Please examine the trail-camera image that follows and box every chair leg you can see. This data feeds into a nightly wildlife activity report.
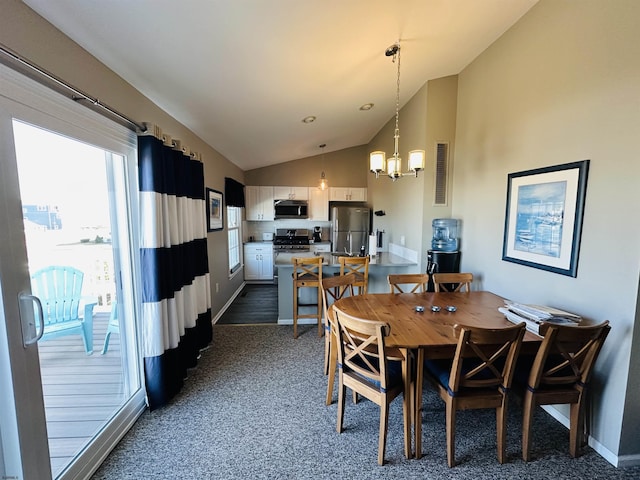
[336,378,346,434]
[446,398,456,467]
[325,333,337,406]
[522,391,535,462]
[317,286,323,337]
[323,323,330,375]
[101,330,112,355]
[496,398,508,464]
[401,348,411,459]
[569,400,583,458]
[293,283,298,339]
[378,401,390,465]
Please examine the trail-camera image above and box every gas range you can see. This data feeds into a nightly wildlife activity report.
[273,228,310,252]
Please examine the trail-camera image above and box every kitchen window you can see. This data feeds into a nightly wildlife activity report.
[227,206,242,276]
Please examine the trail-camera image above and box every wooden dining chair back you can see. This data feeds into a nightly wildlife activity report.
[432,272,474,293]
[333,305,410,465]
[423,322,526,467]
[388,273,429,293]
[320,274,357,405]
[520,320,610,461]
[339,256,369,294]
[292,256,323,339]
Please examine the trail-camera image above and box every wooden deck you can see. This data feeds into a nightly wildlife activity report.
[38,311,126,477]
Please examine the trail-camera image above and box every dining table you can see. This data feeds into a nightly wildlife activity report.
[332,290,541,460]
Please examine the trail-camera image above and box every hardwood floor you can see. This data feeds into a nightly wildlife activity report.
[38,311,125,476]
[217,284,278,324]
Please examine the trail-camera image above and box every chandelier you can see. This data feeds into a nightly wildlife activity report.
[369,42,425,180]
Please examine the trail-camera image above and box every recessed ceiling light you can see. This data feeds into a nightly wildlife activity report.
[302,116,316,123]
[360,103,374,111]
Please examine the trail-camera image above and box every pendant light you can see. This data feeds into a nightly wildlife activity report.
[318,143,328,190]
[369,41,425,180]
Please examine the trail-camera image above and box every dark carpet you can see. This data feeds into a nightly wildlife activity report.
[217,284,278,324]
[91,325,640,479]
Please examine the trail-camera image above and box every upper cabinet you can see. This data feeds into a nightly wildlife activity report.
[273,186,309,200]
[245,186,274,221]
[329,187,367,202]
[308,187,329,221]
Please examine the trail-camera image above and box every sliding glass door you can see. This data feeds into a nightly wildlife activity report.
[0,64,146,479]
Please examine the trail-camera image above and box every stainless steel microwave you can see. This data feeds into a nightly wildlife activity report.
[274,199,308,219]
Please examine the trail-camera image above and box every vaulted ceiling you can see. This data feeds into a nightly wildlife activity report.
[24,0,538,170]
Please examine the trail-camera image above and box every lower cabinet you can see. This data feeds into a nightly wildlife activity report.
[244,244,274,281]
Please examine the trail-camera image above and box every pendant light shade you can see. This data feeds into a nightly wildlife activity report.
[318,143,328,190]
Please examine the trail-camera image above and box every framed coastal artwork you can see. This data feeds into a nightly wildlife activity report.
[206,188,223,232]
[502,160,589,277]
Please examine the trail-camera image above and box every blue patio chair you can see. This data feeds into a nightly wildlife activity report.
[101,301,119,354]
[30,265,96,355]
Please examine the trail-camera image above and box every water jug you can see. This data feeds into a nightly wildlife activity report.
[431,218,459,252]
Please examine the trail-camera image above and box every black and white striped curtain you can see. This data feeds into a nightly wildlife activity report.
[138,133,212,410]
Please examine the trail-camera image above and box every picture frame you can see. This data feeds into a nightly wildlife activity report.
[502,160,589,277]
[206,188,223,232]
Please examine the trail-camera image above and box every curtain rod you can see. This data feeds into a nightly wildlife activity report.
[0,43,147,133]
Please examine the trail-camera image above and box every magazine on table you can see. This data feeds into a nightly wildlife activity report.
[499,302,581,335]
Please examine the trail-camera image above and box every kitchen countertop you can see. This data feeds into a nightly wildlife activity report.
[275,252,416,267]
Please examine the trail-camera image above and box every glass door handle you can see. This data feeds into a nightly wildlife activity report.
[18,292,44,347]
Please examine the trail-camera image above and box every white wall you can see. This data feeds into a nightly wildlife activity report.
[453,0,640,463]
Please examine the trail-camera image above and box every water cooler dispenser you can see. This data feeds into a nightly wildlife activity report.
[427,218,461,292]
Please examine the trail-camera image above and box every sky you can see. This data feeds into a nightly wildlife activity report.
[12,120,112,229]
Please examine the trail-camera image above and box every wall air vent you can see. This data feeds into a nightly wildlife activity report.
[433,142,449,206]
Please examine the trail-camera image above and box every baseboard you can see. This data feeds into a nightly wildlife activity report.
[211,281,246,324]
[277,318,318,325]
[541,405,638,467]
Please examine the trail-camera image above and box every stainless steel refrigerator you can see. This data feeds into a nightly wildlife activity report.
[331,205,370,255]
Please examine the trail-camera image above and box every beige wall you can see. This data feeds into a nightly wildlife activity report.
[244,145,367,187]
[0,0,246,316]
[453,0,640,462]
[420,76,458,258]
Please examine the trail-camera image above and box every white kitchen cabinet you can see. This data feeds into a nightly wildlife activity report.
[245,186,274,221]
[329,187,367,202]
[308,187,329,221]
[273,186,308,200]
[244,243,274,281]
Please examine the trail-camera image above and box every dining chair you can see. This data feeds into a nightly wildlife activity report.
[432,272,474,293]
[518,320,610,461]
[423,322,526,467]
[339,256,369,294]
[333,305,411,465]
[320,273,357,405]
[388,273,429,293]
[292,256,323,339]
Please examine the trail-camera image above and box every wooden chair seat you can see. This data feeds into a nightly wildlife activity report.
[517,321,610,461]
[423,322,526,467]
[334,305,411,465]
[320,274,357,405]
[292,256,323,339]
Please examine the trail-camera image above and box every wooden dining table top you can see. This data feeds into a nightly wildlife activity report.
[333,291,541,358]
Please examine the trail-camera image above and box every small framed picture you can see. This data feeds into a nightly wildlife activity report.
[206,188,223,232]
[502,160,589,277]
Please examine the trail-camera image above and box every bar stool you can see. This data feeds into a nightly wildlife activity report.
[339,256,369,294]
[292,256,323,339]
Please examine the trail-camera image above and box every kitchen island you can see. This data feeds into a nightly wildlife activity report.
[275,252,419,325]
